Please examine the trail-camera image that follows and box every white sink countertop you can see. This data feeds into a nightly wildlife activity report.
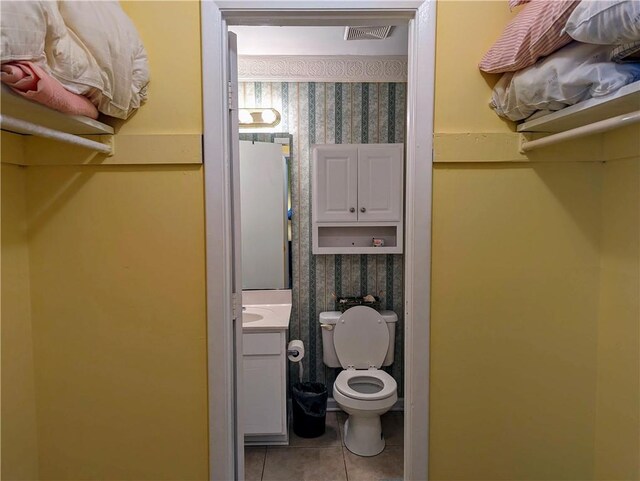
[242,289,291,331]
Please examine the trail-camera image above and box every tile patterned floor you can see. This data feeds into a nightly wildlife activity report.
[246,411,403,481]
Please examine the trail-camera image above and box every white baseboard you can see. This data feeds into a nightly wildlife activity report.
[327,397,404,412]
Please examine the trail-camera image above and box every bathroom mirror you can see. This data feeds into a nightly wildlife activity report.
[239,135,292,289]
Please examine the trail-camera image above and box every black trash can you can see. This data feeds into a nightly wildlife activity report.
[291,381,328,438]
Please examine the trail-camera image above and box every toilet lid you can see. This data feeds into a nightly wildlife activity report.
[333,306,389,369]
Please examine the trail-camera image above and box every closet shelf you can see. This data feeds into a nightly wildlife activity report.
[517,81,640,134]
[1,84,113,136]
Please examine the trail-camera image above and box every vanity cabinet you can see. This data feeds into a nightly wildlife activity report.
[312,143,404,254]
[243,330,288,445]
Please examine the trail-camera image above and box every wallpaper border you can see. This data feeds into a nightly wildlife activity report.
[238,55,408,83]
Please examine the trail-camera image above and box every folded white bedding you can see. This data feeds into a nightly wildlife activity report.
[58,1,149,118]
[490,42,640,121]
[0,0,149,119]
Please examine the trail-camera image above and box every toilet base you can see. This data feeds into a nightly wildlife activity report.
[343,415,385,457]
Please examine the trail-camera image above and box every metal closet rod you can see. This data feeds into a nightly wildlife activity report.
[0,114,112,154]
[520,110,640,153]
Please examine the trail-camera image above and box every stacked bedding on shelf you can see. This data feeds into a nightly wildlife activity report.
[0,0,149,120]
[1,61,99,119]
[480,0,640,122]
[491,42,640,121]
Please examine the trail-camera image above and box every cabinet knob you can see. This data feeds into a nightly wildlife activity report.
[360,207,366,213]
[349,207,355,213]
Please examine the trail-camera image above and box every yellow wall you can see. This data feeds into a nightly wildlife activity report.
[0,2,209,479]
[1,134,39,480]
[430,162,602,480]
[27,165,208,480]
[434,1,514,134]
[431,2,639,480]
[595,158,640,480]
[118,1,202,136]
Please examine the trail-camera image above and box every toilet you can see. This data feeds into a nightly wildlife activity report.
[319,306,398,456]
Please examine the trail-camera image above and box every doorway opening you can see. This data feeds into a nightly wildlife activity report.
[201,3,435,480]
[231,24,408,481]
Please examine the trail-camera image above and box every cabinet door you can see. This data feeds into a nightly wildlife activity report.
[357,144,403,222]
[313,145,359,222]
[243,355,285,435]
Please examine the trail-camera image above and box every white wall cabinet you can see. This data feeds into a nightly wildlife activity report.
[243,330,288,445]
[357,145,403,222]
[314,145,359,222]
[312,143,403,254]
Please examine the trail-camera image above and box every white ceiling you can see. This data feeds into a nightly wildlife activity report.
[229,25,408,56]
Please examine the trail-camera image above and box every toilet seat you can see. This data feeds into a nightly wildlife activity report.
[334,369,397,401]
[334,306,389,370]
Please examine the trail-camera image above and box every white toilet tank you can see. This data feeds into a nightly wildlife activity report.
[319,310,398,368]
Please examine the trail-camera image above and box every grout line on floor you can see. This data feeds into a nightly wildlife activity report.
[337,411,346,446]
[342,445,350,481]
[260,446,266,481]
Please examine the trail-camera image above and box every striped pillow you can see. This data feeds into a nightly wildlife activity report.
[479,0,581,74]
[509,0,530,11]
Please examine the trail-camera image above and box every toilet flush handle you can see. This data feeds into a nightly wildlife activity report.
[320,323,334,331]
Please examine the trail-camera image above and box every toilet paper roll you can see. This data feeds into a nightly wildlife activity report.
[287,340,305,362]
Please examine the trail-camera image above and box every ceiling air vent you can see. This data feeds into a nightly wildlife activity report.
[344,26,393,40]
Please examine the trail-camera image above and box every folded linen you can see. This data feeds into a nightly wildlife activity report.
[490,42,640,121]
[1,1,149,119]
[1,61,98,119]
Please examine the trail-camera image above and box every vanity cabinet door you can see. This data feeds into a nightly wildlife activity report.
[243,354,285,435]
[357,144,403,222]
[313,145,358,222]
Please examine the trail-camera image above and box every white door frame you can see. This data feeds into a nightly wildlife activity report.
[201,1,436,479]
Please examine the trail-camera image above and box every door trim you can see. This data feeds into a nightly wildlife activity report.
[403,4,436,480]
[201,2,436,480]
[201,3,236,480]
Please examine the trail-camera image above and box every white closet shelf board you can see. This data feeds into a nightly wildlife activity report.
[0,84,113,135]
[517,81,640,133]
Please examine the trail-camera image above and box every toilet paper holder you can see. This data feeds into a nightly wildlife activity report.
[287,340,305,381]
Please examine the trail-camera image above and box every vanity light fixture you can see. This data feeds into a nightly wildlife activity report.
[238,107,281,128]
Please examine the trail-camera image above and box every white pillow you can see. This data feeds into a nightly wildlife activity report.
[0,1,47,65]
[0,1,104,93]
[490,41,640,121]
[1,1,148,119]
[58,1,149,119]
[564,0,640,45]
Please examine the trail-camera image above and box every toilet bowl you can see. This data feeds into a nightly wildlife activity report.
[334,369,397,456]
[320,306,398,457]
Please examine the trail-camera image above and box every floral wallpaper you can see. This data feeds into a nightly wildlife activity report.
[239,81,407,396]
